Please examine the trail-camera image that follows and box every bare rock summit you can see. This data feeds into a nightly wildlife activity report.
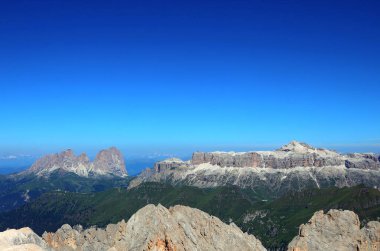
[42,204,266,251]
[288,209,380,251]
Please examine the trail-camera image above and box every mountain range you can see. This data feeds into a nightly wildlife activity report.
[130,141,380,197]
[1,141,379,213]
[0,141,379,250]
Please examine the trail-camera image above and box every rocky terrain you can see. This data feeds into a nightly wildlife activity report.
[192,141,344,169]
[22,147,127,177]
[129,141,380,195]
[1,205,379,251]
[0,227,52,251]
[288,209,380,251]
[0,204,266,251]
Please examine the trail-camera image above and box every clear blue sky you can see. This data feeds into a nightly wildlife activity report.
[1,0,380,155]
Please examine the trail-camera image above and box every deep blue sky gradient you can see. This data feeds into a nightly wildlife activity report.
[1,0,380,155]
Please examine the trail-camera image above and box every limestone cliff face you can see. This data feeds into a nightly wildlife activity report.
[24,147,127,177]
[345,153,380,170]
[288,209,380,251]
[192,141,379,169]
[42,204,266,251]
[153,158,190,173]
[129,141,380,193]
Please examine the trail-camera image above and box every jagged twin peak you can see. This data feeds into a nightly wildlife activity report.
[24,147,127,177]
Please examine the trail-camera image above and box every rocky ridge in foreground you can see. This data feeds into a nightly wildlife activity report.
[129,141,380,194]
[42,204,266,251]
[22,147,127,177]
[1,204,266,251]
[1,206,379,251]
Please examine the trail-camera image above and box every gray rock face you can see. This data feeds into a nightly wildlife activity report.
[192,151,345,169]
[129,164,380,196]
[24,147,127,177]
[129,141,380,194]
[345,153,380,170]
[42,204,266,251]
[192,152,264,167]
[154,158,190,173]
[288,209,380,251]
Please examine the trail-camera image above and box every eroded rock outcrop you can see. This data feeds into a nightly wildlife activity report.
[0,227,52,251]
[288,209,380,251]
[23,147,127,177]
[43,204,266,251]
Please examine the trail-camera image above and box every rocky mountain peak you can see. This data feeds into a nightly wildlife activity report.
[41,204,266,251]
[276,141,339,157]
[92,147,127,177]
[288,209,380,251]
[78,152,90,163]
[277,141,315,153]
[24,147,127,178]
[61,149,75,158]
